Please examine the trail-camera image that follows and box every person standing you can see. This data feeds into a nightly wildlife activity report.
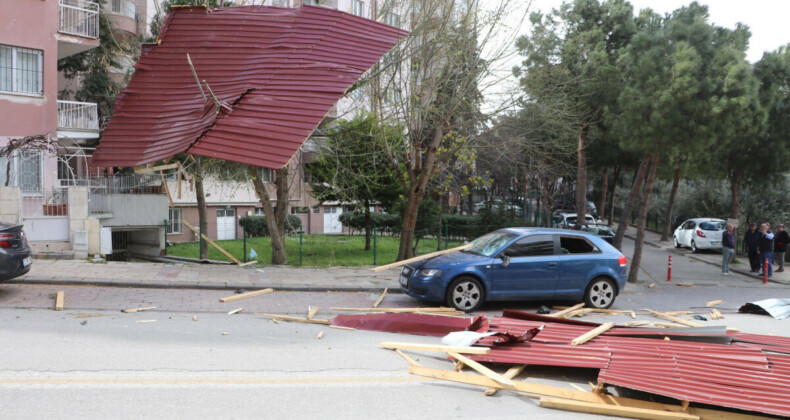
[743,222,761,272]
[721,224,736,275]
[758,223,775,277]
[774,223,789,273]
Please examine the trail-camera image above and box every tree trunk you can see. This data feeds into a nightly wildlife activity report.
[364,201,372,251]
[627,155,659,283]
[660,167,681,242]
[575,124,588,229]
[613,157,650,249]
[598,168,608,223]
[274,166,289,252]
[249,166,287,265]
[607,165,620,226]
[194,157,208,260]
[728,159,739,220]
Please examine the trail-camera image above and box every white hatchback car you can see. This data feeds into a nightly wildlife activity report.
[673,218,727,253]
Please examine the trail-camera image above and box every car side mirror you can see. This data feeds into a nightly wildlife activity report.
[500,254,511,268]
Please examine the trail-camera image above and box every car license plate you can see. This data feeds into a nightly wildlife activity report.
[22,257,32,267]
[399,275,408,288]
[711,242,720,246]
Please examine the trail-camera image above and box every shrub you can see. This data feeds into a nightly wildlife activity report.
[239,215,302,237]
[339,211,401,235]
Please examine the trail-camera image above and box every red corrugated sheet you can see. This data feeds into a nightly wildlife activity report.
[92,5,407,168]
[467,313,790,417]
[331,313,488,337]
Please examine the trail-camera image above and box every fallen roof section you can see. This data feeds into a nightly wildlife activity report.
[92,5,407,168]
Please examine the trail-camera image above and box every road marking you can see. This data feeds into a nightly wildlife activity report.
[0,377,430,386]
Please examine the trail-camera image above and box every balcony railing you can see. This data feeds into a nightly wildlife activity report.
[57,100,99,131]
[109,0,136,19]
[58,0,100,39]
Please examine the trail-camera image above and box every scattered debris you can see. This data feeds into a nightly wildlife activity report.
[571,322,615,346]
[629,310,637,319]
[739,298,790,320]
[235,289,247,294]
[219,288,274,303]
[372,288,387,308]
[315,331,324,340]
[676,283,696,287]
[692,315,708,321]
[227,308,243,315]
[80,321,88,326]
[379,341,491,355]
[192,315,198,321]
[537,305,551,314]
[182,220,242,264]
[122,306,156,313]
[710,308,724,320]
[330,307,460,314]
[394,349,421,367]
[624,320,650,327]
[136,320,156,323]
[706,299,724,307]
[54,291,64,311]
[547,303,585,318]
[255,313,330,325]
[484,364,525,396]
[648,283,656,288]
[644,308,703,327]
[307,306,319,320]
[222,332,228,335]
[329,325,354,331]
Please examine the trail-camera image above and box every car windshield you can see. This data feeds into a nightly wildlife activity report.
[465,231,518,257]
[700,221,726,231]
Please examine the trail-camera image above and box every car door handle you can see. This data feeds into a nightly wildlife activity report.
[548,262,558,267]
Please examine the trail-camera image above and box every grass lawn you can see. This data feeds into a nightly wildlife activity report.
[166,234,465,267]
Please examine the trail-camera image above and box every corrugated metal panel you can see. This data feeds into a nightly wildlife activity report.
[92,5,407,168]
[330,313,488,337]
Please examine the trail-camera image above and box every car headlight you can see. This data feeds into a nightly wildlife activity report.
[418,269,442,277]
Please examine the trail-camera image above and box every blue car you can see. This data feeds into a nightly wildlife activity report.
[399,228,628,312]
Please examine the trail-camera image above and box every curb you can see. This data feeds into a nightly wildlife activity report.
[7,278,400,294]
[685,255,790,286]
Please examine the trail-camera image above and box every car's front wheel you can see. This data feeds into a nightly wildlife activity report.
[446,276,484,312]
[584,277,616,309]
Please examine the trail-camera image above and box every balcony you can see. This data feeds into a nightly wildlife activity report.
[108,0,139,36]
[57,0,100,59]
[57,100,101,140]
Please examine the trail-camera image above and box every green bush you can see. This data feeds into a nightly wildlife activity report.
[239,215,302,237]
[339,212,400,235]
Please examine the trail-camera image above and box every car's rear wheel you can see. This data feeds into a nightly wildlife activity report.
[691,240,698,253]
[584,277,616,309]
[446,276,484,312]
[673,236,681,248]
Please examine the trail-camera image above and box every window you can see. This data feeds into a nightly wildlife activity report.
[217,208,236,218]
[167,208,182,234]
[324,206,338,214]
[291,206,309,215]
[2,150,44,193]
[384,12,400,27]
[257,167,274,183]
[303,0,320,5]
[273,0,289,6]
[559,236,598,254]
[254,208,265,216]
[502,235,554,258]
[351,0,363,16]
[383,88,401,104]
[0,44,43,95]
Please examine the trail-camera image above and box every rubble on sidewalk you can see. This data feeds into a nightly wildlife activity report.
[739,298,790,320]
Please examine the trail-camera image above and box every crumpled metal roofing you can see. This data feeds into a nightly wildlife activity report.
[91,5,407,168]
[331,313,488,337]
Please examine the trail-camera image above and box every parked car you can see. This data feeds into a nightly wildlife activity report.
[399,228,628,311]
[0,223,32,281]
[552,201,598,218]
[473,200,523,216]
[580,223,615,245]
[673,218,727,253]
[557,213,598,228]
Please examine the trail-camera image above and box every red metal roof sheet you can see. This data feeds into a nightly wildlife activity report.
[330,313,488,337]
[91,5,407,168]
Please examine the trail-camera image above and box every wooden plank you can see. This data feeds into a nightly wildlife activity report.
[408,366,765,419]
[160,172,174,207]
[307,306,319,320]
[629,310,637,319]
[539,397,700,420]
[711,308,724,320]
[624,320,651,327]
[644,308,703,328]
[652,322,690,329]
[565,308,594,318]
[177,170,182,199]
[372,288,387,308]
[219,288,274,303]
[447,352,515,386]
[54,291,64,311]
[370,244,473,272]
[571,322,615,346]
[380,342,490,355]
[676,283,696,287]
[664,311,693,316]
[329,325,355,331]
[315,331,324,340]
[395,349,422,367]
[706,300,724,307]
[227,308,243,315]
[485,364,526,396]
[182,220,242,264]
[122,306,156,313]
[554,306,623,315]
[255,313,330,325]
[330,307,459,313]
[238,261,257,267]
[134,163,179,174]
[547,303,585,318]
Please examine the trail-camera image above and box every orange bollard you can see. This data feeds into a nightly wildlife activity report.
[763,258,769,284]
[667,255,672,282]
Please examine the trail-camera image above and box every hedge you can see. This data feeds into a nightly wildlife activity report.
[238,215,303,237]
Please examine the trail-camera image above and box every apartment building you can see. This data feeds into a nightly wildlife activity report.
[0,0,167,260]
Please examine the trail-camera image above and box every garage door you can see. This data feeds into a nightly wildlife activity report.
[323,206,343,234]
[217,208,236,240]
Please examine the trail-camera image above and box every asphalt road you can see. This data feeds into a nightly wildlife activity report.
[1,236,788,419]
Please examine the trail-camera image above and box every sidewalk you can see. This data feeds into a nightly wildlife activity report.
[621,225,790,286]
[12,259,401,292]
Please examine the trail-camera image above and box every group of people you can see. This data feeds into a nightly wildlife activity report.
[726,222,790,277]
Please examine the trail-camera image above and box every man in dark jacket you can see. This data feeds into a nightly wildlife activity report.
[774,223,789,273]
[721,224,736,275]
[743,222,761,272]
[758,224,775,277]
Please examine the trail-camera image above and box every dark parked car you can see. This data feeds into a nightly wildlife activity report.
[0,223,32,281]
[400,228,628,311]
[580,223,615,245]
